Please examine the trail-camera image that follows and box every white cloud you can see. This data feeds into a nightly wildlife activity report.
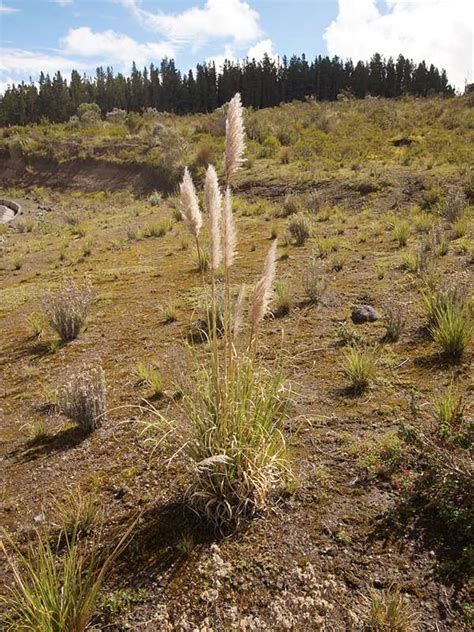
[324,0,472,91]
[0,4,18,13]
[247,39,277,62]
[61,27,175,67]
[207,39,277,70]
[55,0,73,6]
[206,45,236,70]
[0,47,86,76]
[121,0,261,49]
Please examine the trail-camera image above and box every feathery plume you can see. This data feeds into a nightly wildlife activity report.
[224,93,246,183]
[179,167,202,237]
[222,187,237,268]
[204,165,222,270]
[251,240,278,328]
[233,284,246,341]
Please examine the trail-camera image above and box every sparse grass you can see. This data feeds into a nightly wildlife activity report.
[352,431,402,475]
[192,245,209,272]
[336,322,362,347]
[315,236,339,257]
[25,311,47,339]
[58,364,106,431]
[55,488,101,537]
[43,277,92,342]
[136,361,163,399]
[342,346,377,393]
[25,419,49,444]
[442,186,465,222]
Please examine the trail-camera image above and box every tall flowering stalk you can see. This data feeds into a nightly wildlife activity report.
[180,166,203,266]
[173,94,289,528]
[224,93,246,185]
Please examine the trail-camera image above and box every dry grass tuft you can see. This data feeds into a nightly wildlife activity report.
[43,277,92,342]
[58,364,106,432]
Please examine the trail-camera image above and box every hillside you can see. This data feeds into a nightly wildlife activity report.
[0,95,473,630]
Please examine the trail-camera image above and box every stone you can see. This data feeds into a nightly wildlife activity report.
[351,304,380,324]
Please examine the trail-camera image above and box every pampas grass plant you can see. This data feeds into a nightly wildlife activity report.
[164,94,289,528]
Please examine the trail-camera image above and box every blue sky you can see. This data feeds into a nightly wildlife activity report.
[0,1,471,92]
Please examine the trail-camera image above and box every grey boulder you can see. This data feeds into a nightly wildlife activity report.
[351,305,380,324]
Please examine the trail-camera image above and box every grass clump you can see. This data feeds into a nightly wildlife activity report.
[136,362,163,399]
[342,345,377,394]
[0,523,128,632]
[43,277,92,342]
[363,587,417,631]
[288,214,311,246]
[58,364,106,432]
[161,300,177,323]
[302,257,326,304]
[383,304,406,342]
[434,382,467,443]
[142,218,171,238]
[423,284,473,359]
[25,311,47,339]
[392,219,410,247]
[273,279,292,317]
[280,193,299,217]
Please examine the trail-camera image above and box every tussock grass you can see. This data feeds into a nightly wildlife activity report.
[43,277,92,343]
[392,219,410,248]
[383,304,406,342]
[343,346,377,393]
[136,362,163,399]
[303,257,326,304]
[288,214,311,246]
[363,587,417,631]
[423,284,473,358]
[1,522,129,632]
[58,364,106,432]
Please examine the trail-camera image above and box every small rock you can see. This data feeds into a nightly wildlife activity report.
[33,514,43,524]
[351,304,380,324]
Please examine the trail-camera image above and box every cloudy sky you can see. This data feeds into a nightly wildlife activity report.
[0,0,472,93]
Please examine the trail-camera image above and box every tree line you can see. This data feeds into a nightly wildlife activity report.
[0,53,454,126]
